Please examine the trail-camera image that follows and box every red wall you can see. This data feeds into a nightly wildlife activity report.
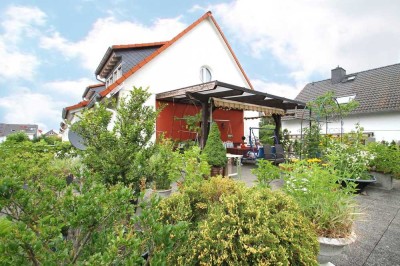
[156,101,244,144]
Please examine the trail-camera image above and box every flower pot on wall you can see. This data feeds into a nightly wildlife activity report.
[318,232,356,266]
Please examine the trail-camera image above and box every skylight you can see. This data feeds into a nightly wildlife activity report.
[336,95,356,104]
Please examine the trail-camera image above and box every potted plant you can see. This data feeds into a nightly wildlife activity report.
[367,141,400,190]
[148,138,178,198]
[282,160,357,265]
[203,122,227,176]
[324,125,376,192]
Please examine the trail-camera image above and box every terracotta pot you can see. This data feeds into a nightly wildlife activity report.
[318,231,356,265]
[210,166,224,177]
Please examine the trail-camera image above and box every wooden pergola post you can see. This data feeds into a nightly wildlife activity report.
[272,114,282,144]
[200,100,210,149]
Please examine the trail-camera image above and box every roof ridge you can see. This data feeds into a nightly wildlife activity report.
[350,62,400,75]
[307,62,400,86]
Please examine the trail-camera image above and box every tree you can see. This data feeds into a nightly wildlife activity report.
[72,87,160,192]
[4,132,30,143]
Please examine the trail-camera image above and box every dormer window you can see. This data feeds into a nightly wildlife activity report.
[106,64,122,87]
[200,66,212,82]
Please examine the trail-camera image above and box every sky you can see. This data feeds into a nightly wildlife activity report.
[0,0,399,132]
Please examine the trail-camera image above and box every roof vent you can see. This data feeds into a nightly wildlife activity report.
[331,66,346,84]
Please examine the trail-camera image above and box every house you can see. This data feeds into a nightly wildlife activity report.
[282,63,400,142]
[0,123,39,142]
[44,129,59,137]
[62,11,304,146]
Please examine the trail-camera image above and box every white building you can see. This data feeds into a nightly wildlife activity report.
[283,64,400,142]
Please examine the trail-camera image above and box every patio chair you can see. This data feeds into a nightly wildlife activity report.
[263,144,286,165]
[273,144,286,165]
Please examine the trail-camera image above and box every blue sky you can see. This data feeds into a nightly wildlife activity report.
[0,0,399,132]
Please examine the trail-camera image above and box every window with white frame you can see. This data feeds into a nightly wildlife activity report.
[106,64,122,87]
[200,66,212,83]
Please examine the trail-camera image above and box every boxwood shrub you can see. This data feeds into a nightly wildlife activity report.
[158,177,319,265]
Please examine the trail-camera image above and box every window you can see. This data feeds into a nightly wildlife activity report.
[200,66,212,82]
[106,64,122,88]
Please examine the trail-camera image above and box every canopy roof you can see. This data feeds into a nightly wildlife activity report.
[156,81,305,112]
[211,97,285,116]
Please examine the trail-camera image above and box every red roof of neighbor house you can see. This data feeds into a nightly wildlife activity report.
[65,100,89,111]
[99,11,253,98]
[87,83,104,89]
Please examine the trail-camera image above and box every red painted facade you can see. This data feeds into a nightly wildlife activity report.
[156,101,244,144]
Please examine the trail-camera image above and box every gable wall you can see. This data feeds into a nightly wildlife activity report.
[118,18,250,102]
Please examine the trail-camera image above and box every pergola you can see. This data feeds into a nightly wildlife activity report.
[156,81,306,148]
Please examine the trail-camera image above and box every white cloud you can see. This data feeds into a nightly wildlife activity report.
[0,42,39,80]
[211,0,400,82]
[1,5,46,43]
[40,16,187,71]
[43,77,96,100]
[0,89,67,132]
[251,79,300,100]
[0,5,46,80]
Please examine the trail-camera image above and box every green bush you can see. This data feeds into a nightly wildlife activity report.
[158,177,319,265]
[203,123,227,167]
[252,159,281,188]
[283,160,357,238]
[368,141,400,178]
[148,138,176,190]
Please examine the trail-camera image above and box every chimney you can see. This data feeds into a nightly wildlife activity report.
[331,66,346,84]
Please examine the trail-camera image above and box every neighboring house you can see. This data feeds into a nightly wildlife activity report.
[0,123,39,142]
[283,63,400,142]
[44,129,59,137]
[62,11,304,146]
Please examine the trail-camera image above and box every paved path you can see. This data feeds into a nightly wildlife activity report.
[239,164,400,266]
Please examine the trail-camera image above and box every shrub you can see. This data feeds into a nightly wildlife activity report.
[158,177,319,265]
[251,159,281,188]
[203,123,227,167]
[72,87,160,192]
[148,138,176,190]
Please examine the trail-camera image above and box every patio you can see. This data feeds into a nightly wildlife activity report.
[237,164,400,266]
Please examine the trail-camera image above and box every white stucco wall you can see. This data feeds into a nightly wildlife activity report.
[282,111,400,142]
[117,16,252,137]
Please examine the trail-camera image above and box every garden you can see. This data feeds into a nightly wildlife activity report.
[1,87,400,265]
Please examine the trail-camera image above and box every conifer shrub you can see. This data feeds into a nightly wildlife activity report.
[158,177,319,265]
[203,123,227,167]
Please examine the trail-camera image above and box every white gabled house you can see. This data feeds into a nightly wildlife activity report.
[283,63,400,142]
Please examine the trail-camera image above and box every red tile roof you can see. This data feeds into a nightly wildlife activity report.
[111,42,167,50]
[86,83,104,89]
[65,100,89,111]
